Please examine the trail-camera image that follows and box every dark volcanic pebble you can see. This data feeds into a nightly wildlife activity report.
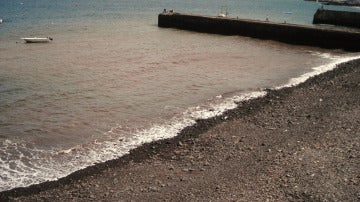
[1,59,360,201]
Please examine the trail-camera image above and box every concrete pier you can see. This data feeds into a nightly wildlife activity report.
[313,9,360,28]
[158,13,360,51]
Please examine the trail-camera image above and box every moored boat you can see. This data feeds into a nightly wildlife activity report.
[21,37,53,43]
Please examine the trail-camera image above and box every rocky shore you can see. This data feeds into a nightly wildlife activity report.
[1,58,360,201]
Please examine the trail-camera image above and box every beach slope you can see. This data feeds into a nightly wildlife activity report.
[1,59,360,201]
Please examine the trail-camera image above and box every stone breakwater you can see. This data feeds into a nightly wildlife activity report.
[313,9,360,29]
[158,13,360,51]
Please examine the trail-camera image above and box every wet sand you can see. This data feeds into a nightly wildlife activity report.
[1,59,360,201]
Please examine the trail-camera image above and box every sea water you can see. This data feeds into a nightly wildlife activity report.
[0,0,359,191]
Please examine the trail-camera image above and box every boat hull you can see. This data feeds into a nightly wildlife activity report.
[21,37,52,43]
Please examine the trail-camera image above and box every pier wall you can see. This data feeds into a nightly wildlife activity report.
[313,9,360,28]
[158,13,360,51]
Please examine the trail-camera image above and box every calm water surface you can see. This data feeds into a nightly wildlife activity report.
[0,0,359,191]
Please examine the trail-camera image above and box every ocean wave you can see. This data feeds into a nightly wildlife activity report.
[1,54,360,192]
[275,54,360,89]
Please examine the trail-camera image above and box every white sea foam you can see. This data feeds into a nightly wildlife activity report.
[275,54,360,90]
[0,90,267,192]
[186,91,267,120]
[1,54,360,192]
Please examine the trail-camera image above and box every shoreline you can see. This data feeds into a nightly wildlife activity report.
[1,58,360,201]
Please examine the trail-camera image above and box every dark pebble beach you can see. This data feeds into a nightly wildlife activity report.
[1,58,360,201]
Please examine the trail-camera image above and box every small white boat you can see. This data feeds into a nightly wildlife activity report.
[0,19,3,24]
[21,37,53,43]
[217,6,228,17]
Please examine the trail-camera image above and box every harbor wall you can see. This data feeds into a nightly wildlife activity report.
[158,13,360,51]
[313,9,360,28]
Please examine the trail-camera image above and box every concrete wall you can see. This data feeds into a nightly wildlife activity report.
[158,13,360,51]
[313,9,360,28]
